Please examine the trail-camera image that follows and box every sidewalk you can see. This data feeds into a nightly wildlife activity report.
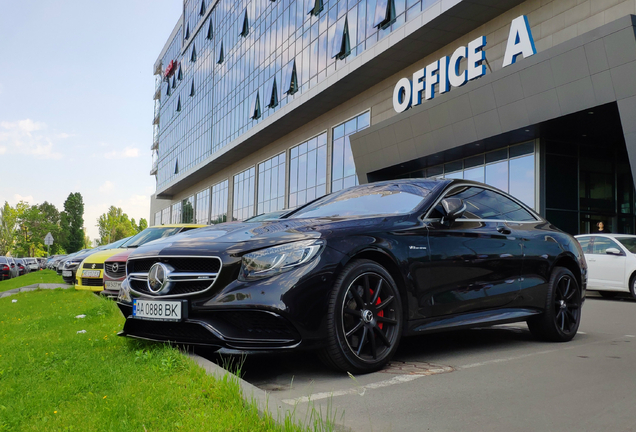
[0,283,71,298]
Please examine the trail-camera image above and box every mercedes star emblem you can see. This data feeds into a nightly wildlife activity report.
[148,262,170,294]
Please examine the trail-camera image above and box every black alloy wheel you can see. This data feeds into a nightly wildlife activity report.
[630,275,636,300]
[320,259,403,374]
[527,266,581,342]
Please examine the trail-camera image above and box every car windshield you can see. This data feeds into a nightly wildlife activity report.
[615,237,636,253]
[123,227,182,248]
[289,183,431,219]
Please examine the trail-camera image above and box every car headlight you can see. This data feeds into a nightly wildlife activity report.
[239,239,324,281]
[118,278,132,303]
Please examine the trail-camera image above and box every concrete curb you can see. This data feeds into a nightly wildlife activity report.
[189,353,350,431]
[0,283,72,298]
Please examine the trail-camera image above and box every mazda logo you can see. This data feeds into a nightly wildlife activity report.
[148,263,172,294]
[112,263,119,273]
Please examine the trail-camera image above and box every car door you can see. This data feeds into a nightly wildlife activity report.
[586,236,626,290]
[416,185,524,317]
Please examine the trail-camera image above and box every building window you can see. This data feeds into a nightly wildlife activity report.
[176,96,181,112]
[258,153,286,214]
[332,111,370,192]
[199,0,206,16]
[185,23,190,40]
[161,207,171,225]
[282,59,298,95]
[415,142,537,209]
[289,133,327,207]
[190,80,195,97]
[190,43,197,62]
[181,195,194,223]
[206,19,213,39]
[171,202,182,224]
[240,9,249,37]
[217,42,224,64]
[177,65,183,80]
[195,188,210,224]
[211,180,229,224]
[307,0,323,16]
[175,158,179,174]
[250,92,261,120]
[154,211,161,226]
[233,167,255,220]
[172,75,176,89]
[266,78,278,108]
[374,0,396,29]
[332,16,350,60]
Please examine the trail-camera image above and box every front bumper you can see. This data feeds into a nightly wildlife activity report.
[117,246,345,351]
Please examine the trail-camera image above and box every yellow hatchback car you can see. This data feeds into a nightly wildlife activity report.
[75,224,206,292]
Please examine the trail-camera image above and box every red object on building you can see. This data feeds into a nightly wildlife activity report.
[164,60,176,79]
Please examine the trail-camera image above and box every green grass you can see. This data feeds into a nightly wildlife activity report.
[0,289,328,432]
[0,270,65,292]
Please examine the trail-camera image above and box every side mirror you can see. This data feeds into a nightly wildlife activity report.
[606,247,622,256]
[441,198,466,225]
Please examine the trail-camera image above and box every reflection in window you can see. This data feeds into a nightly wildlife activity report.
[171,202,182,224]
[240,10,249,37]
[161,207,171,225]
[374,0,396,29]
[332,16,351,59]
[206,19,213,39]
[210,180,228,224]
[217,41,224,64]
[250,92,261,119]
[233,168,255,221]
[332,111,370,192]
[190,43,197,62]
[258,153,286,214]
[282,59,298,95]
[182,195,194,223]
[307,0,324,16]
[154,211,161,226]
[289,133,327,207]
[195,188,210,224]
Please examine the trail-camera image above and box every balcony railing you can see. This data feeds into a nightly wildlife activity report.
[150,159,158,175]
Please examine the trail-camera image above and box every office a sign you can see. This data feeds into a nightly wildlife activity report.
[393,15,536,113]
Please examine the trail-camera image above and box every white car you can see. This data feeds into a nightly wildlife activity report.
[575,234,636,299]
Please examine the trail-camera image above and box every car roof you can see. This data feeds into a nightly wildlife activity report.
[575,234,636,238]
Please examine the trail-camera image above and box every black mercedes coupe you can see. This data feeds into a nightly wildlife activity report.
[117,179,587,373]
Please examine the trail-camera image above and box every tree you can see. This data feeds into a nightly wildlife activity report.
[97,206,137,245]
[137,218,148,232]
[38,201,64,255]
[0,202,17,255]
[61,193,85,253]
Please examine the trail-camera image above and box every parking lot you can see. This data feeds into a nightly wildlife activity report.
[207,294,636,431]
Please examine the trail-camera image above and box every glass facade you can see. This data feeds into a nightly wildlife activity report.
[399,142,537,209]
[211,180,229,224]
[154,211,161,226]
[289,132,327,208]
[161,207,171,224]
[155,0,443,190]
[233,167,256,220]
[171,202,182,223]
[332,111,370,192]
[257,152,286,214]
[195,188,211,224]
[182,195,195,223]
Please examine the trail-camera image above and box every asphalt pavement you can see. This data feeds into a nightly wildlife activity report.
[207,293,636,432]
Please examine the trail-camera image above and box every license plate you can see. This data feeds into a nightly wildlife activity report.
[63,271,72,277]
[105,281,121,291]
[133,299,182,321]
[82,270,100,278]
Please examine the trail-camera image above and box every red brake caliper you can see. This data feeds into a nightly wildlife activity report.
[369,289,384,330]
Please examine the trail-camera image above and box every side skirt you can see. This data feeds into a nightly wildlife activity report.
[404,308,542,336]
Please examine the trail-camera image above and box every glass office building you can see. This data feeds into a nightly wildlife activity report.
[150,0,636,235]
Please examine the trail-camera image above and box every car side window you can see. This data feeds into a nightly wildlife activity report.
[592,237,621,255]
[577,237,593,254]
[430,186,536,221]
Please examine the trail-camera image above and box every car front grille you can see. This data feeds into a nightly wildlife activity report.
[127,256,222,298]
[82,262,104,269]
[81,278,103,287]
[105,262,126,279]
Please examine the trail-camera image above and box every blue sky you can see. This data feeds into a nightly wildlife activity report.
[0,1,182,241]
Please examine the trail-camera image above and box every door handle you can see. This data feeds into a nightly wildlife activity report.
[497,226,511,235]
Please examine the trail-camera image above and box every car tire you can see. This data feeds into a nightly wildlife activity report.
[598,291,618,299]
[319,259,403,374]
[630,274,636,301]
[527,266,581,342]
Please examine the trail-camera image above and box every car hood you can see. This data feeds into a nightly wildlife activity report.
[81,248,126,264]
[129,216,396,257]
